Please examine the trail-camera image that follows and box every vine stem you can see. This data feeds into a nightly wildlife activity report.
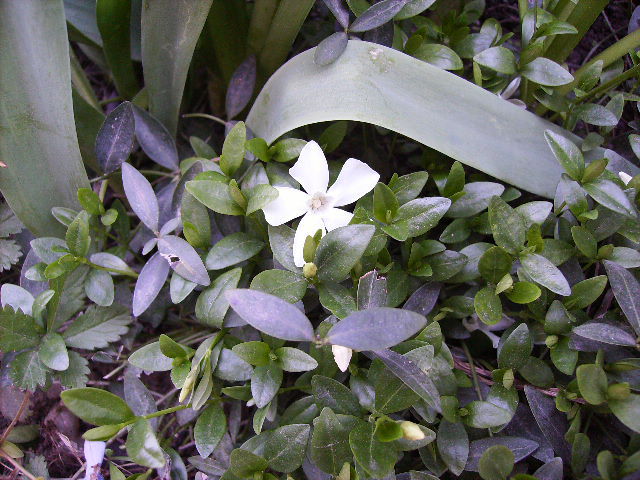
[81,258,139,278]
[0,450,40,480]
[0,390,31,444]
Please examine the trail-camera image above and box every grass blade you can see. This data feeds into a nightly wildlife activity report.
[0,0,89,237]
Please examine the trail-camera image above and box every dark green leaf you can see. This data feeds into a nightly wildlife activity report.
[61,387,134,426]
[478,445,514,480]
[311,407,352,475]
[220,122,246,177]
[544,130,584,181]
[488,196,526,254]
[498,323,532,370]
[521,58,573,86]
[604,260,640,335]
[520,253,571,296]
[264,424,310,473]
[315,32,349,66]
[349,0,408,32]
[186,180,245,216]
[315,224,375,283]
[194,403,226,458]
[195,268,241,328]
[576,364,608,405]
[311,375,363,416]
[250,269,307,303]
[475,287,502,325]
[126,417,165,469]
[38,333,69,371]
[0,306,42,351]
[437,420,468,476]
[318,282,356,319]
[583,179,636,218]
[349,421,396,478]
[206,233,264,270]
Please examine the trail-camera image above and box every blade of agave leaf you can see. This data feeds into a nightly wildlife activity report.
[64,0,102,46]
[141,0,214,136]
[0,0,89,237]
[206,0,250,84]
[246,41,628,198]
[70,48,101,111]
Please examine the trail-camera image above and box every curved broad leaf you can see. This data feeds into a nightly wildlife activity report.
[0,0,89,237]
[247,41,638,198]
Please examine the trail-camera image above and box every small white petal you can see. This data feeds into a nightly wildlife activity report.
[293,212,325,267]
[262,187,310,226]
[326,158,380,207]
[321,207,354,231]
[332,345,352,372]
[84,440,106,480]
[289,141,329,195]
[619,171,633,185]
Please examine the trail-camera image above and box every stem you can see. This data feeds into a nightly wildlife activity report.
[144,404,189,420]
[0,450,39,480]
[574,63,640,105]
[81,259,138,278]
[559,29,640,95]
[462,342,484,402]
[0,391,31,444]
[182,113,227,127]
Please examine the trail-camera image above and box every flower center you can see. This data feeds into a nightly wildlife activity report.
[309,192,329,212]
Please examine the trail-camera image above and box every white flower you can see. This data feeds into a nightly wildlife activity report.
[263,141,380,267]
[619,171,633,185]
[83,440,106,480]
[332,344,353,372]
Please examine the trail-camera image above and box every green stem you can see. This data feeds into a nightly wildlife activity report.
[462,342,484,402]
[257,0,315,81]
[144,404,189,420]
[559,29,640,95]
[574,63,640,105]
[247,0,280,54]
[182,112,227,127]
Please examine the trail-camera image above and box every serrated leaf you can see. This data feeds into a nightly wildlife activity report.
[0,306,42,351]
[62,305,132,349]
[9,350,48,391]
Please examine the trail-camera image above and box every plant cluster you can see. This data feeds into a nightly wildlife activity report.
[2,1,640,480]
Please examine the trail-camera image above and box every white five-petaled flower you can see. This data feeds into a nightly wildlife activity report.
[262,140,380,267]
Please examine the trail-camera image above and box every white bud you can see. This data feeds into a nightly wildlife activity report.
[332,345,352,372]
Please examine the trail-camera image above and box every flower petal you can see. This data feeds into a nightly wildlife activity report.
[289,141,329,194]
[293,212,325,267]
[332,345,352,372]
[326,158,380,207]
[84,440,106,480]
[619,171,633,185]
[321,207,353,231]
[262,187,310,226]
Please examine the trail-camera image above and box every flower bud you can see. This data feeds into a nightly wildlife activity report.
[545,335,559,349]
[607,382,631,401]
[303,262,318,279]
[400,421,425,441]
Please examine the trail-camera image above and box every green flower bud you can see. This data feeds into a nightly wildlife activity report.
[303,262,318,279]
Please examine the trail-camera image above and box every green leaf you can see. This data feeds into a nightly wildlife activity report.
[220,122,247,176]
[479,445,514,480]
[226,289,315,341]
[575,103,618,127]
[247,41,634,200]
[521,57,573,86]
[388,171,429,204]
[520,253,571,296]
[157,235,210,286]
[62,304,131,350]
[604,260,640,336]
[374,366,419,414]
[128,342,173,372]
[583,178,636,218]
[0,306,42,351]
[268,224,300,273]
[544,130,585,181]
[0,0,89,238]
[479,246,513,284]
[38,333,69,371]
[349,0,407,32]
[250,269,307,303]
[315,224,375,283]
[318,121,348,152]
[275,347,318,372]
[311,407,352,475]
[505,282,541,304]
[194,403,226,458]
[195,268,242,328]
[230,449,268,478]
[58,350,90,388]
[9,350,48,391]
[609,247,640,268]
[393,197,451,240]
[571,226,597,259]
[0,239,22,272]
[85,269,114,307]
[576,364,608,405]
[264,424,310,473]
[312,375,363,416]
[66,211,91,257]
[349,421,396,478]
[474,46,516,74]
[437,420,468,476]
[498,324,532,370]
[609,394,640,433]
[563,276,607,310]
[61,387,135,426]
[464,401,512,428]
[233,341,271,367]
[206,233,265,270]
[96,0,138,98]
[158,334,191,359]
[251,363,283,408]
[326,307,426,350]
[373,182,399,223]
[414,43,463,70]
[126,418,165,469]
[141,0,213,136]
[317,282,356,319]
[488,197,526,254]
[186,180,245,216]
[245,184,279,216]
[573,322,636,347]
[475,287,503,325]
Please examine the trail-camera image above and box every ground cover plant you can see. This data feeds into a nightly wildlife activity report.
[2,1,640,479]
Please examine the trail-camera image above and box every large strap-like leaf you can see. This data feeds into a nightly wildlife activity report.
[247,41,637,198]
[0,0,89,237]
[141,0,214,136]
